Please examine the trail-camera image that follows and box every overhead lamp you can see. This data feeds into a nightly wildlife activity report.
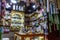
[32,5,36,9]
[11,0,17,4]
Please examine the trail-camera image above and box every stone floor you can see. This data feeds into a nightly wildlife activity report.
[2,32,14,40]
[2,31,60,40]
[2,38,9,40]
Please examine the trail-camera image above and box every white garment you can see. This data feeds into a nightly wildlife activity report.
[40,22,47,29]
[36,25,41,32]
[32,21,38,25]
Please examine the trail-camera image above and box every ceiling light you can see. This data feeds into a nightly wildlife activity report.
[32,5,36,8]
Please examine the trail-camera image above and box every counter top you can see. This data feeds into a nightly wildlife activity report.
[14,32,44,37]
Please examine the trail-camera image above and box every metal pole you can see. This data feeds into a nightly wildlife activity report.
[46,0,49,33]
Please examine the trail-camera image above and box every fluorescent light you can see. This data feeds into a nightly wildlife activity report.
[11,0,17,3]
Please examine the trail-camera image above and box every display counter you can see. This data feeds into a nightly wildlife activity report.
[14,32,45,40]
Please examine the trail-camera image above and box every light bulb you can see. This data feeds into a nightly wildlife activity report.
[32,5,36,8]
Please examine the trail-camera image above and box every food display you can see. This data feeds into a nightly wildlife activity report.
[16,10,48,40]
[11,10,24,31]
[29,9,48,34]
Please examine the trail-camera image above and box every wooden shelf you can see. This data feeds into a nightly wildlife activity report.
[15,32,44,36]
[14,32,45,40]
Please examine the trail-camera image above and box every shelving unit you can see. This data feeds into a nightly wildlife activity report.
[2,10,11,33]
[10,10,24,31]
[1,0,59,40]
